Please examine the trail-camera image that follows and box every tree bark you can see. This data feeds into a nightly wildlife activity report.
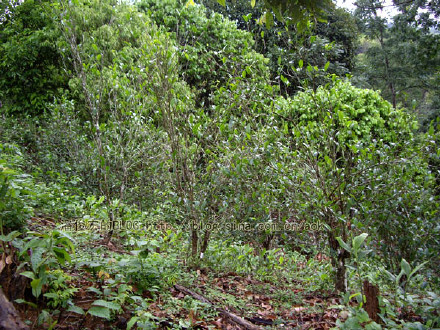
[363,280,380,323]
[200,230,210,255]
[191,228,198,258]
[329,231,349,292]
[0,288,29,330]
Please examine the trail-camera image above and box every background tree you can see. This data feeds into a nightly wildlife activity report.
[138,0,268,109]
[0,0,68,116]
[353,0,440,123]
[217,0,334,29]
[201,0,359,95]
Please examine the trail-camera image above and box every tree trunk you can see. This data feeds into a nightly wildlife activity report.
[335,256,347,292]
[191,228,198,258]
[363,280,380,323]
[329,231,349,292]
[200,230,211,255]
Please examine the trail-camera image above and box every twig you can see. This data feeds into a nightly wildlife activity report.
[174,284,262,330]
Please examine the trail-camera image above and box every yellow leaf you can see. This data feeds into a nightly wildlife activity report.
[185,0,195,7]
[98,270,110,279]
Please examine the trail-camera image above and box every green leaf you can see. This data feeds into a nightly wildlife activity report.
[409,261,427,278]
[298,59,304,69]
[67,305,85,315]
[92,299,121,311]
[20,271,36,280]
[31,247,44,272]
[44,293,59,299]
[324,61,330,72]
[352,233,368,252]
[365,321,382,330]
[400,258,411,277]
[53,247,71,264]
[396,269,405,285]
[0,231,21,242]
[31,278,43,298]
[265,11,274,29]
[336,237,351,253]
[15,299,38,308]
[217,0,226,6]
[87,287,102,295]
[87,306,111,319]
[127,317,139,330]
[251,0,256,8]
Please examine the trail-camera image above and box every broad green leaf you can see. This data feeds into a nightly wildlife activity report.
[31,278,43,298]
[365,321,382,330]
[87,306,111,319]
[352,233,368,252]
[87,287,102,295]
[127,317,139,330]
[217,0,226,6]
[44,293,59,299]
[324,61,330,71]
[20,271,36,280]
[67,305,85,315]
[396,269,405,285]
[400,258,411,276]
[31,247,44,272]
[53,247,71,264]
[336,237,351,253]
[409,261,427,278]
[0,231,21,242]
[92,299,121,310]
[265,11,274,29]
[251,0,256,8]
[298,59,303,69]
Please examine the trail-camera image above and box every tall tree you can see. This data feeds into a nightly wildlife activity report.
[354,0,440,122]
[201,0,359,95]
[217,0,334,28]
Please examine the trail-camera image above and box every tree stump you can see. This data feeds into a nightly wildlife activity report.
[363,280,380,323]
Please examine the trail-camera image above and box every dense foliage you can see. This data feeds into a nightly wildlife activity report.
[0,0,439,328]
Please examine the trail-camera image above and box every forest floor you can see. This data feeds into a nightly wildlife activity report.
[5,216,351,330]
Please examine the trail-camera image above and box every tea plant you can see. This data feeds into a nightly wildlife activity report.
[16,230,75,298]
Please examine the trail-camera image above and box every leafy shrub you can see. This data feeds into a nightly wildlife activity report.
[0,144,35,230]
[276,77,418,145]
[16,230,75,298]
[274,78,438,289]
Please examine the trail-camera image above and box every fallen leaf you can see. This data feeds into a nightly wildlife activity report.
[5,255,12,264]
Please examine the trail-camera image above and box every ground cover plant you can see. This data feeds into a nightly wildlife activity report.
[1,0,439,329]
